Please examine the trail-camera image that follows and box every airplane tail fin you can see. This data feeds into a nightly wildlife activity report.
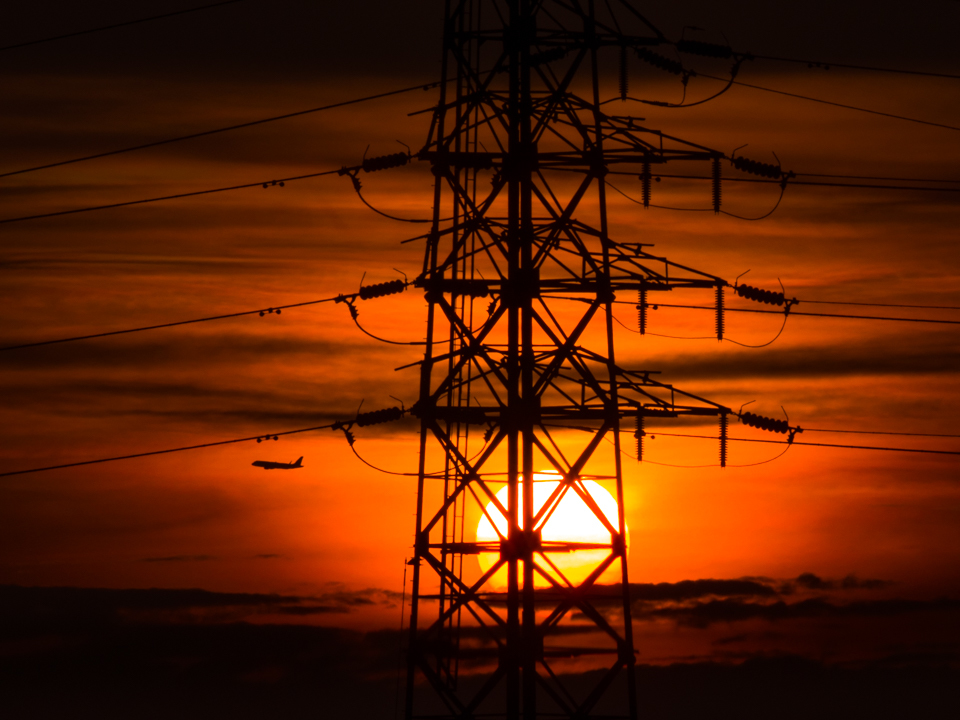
[294,457,303,467]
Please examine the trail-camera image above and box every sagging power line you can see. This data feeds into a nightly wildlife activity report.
[0,169,340,225]
[0,279,409,352]
[606,170,960,195]
[649,432,960,457]
[645,301,960,326]
[0,81,440,181]
[0,0,249,53]
[7,157,958,229]
[0,423,334,478]
[0,398,411,478]
[696,72,960,132]
[745,52,960,81]
[6,265,956,355]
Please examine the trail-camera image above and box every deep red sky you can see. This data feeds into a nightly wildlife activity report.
[1,0,959,670]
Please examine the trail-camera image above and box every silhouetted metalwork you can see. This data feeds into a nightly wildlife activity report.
[401,2,746,719]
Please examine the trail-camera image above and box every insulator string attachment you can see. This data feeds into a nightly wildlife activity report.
[676,38,733,59]
[359,279,407,300]
[740,411,790,434]
[719,412,729,468]
[735,284,785,306]
[635,47,684,75]
[641,160,652,208]
[356,406,405,427]
[361,152,410,173]
[730,152,794,181]
[638,286,648,335]
[635,414,645,462]
[715,285,725,341]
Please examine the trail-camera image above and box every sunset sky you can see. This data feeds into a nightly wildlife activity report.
[1,1,959,717]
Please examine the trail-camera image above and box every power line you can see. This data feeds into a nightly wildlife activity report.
[0,423,336,478]
[0,0,248,53]
[804,428,960,439]
[0,168,341,225]
[650,432,960,457]
[620,301,960,326]
[0,297,342,352]
[697,72,960,132]
[605,170,960,194]
[794,172,960,184]
[0,82,439,180]
[747,52,960,81]
[1,275,413,351]
[12,163,954,230]
[801,299,960,311]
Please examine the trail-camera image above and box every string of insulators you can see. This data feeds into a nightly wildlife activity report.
[637,286,648,335]
[619,46,629,100]
[635,47,683,75]
[711,157,722,214]
[359,279,406,300]
[635,414,645,462]
[641,160,652,208]
[735,284,785,306]
[362,153,409,173]
[715,285,725,341]
[529,46,569,67]
[355,406,404,428]
[730,155,783,179]
[676,38,732,59]
[740,411,790,434]
[719,413,729,468]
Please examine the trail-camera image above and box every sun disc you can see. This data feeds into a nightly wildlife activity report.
[475,472,626,587]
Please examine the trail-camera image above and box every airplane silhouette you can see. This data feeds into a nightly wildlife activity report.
[251,456,303,470]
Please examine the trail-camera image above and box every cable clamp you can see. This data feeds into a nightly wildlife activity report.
[331,421,356,447]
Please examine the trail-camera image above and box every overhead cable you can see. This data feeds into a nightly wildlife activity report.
[0,423,336,478]
[614,432,793,468]
[642,302,960,326]
[606,178,787,221]
[746,52,960,81]
[801,299,960,311]
[697,72,960,133]
[0,0,247,53]
[0,169,340,225]
[793,172,960,185]
[605,170,960,194]
[1,400,411,478]
[1,281,409,352]
[2,299,331,352]
[651,432,960,457]
[0,82,440,180]
[804,428,960,439]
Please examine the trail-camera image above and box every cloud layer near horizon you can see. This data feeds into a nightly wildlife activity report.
[2,578,958,719]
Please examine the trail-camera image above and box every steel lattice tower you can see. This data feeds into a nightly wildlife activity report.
[403,2,747,718]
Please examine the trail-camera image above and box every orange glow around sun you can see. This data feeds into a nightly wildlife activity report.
[475,472,625,588]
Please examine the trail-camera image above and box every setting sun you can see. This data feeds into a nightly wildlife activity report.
[476,472,626,587]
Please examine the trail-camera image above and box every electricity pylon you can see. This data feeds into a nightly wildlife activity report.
[397,2,792,718]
